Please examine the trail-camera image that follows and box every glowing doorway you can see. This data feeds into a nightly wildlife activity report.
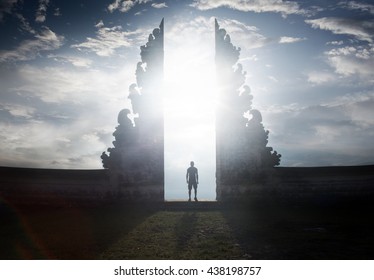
[164,24,217,201]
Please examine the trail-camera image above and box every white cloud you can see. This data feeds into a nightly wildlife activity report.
[54,7,61,16]
[217,18,271,49]
[324,44,374,82]
[0,103,36,119]
[240,54,259,62]
[0,120,110,169]
[95,20,104,28]
[190,0,306,17]
[108,0,151,13]
[0,27,64,62]
[165,16,270,72]
[321,91,374,129]
[35,0,49,23]
[326,40,344,46]
[279,36,306,44]
[15,13,36,34]
[268,75,278,82]
[108,0,133,13]
[340,1,374,14]
[71,22,144,56]
[262,95,374,166]
[14,64,133,104]
[0,62,140,168]
[307,71,336,84]
[65,57,92,68]
[305,17,374,43]
[0,0,18,21]
[166,16,214,45]
[152,2,167,9]
[47,54,93,68]
[134,9,147,16]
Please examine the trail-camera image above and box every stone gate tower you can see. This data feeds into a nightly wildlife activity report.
[215,19,281,200]
[101,19,164,201]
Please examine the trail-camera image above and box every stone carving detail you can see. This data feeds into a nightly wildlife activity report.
[101,19,164,194]
[215,19,281,186]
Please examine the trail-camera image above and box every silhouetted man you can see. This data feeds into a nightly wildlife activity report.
[186,161,199,202]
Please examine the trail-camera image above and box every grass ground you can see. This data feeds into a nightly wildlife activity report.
[1,200,374,259]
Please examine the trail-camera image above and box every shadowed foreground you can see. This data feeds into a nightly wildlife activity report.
[1,200,374,259]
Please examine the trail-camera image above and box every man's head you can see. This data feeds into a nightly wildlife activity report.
[190,161,194,167]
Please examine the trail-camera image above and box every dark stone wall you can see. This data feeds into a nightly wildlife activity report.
[0,166,110,206]
[1,165,373,205]
[218,165,374,203]
[0,166,163,205]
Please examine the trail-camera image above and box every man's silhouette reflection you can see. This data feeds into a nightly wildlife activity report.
[186,161,199,202]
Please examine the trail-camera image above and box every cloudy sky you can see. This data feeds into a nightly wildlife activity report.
[1,0,373,199]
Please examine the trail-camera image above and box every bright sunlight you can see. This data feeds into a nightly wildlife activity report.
[164,24,217,200]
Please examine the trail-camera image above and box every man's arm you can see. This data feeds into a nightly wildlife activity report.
[186,170,189,183]
[196,169,199,184]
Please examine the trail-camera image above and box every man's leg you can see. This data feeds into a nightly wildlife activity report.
[188,185,192,201]
[194,184,198,201]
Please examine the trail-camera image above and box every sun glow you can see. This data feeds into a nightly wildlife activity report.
[164,29,217,200]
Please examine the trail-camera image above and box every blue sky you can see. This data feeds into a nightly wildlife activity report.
[0,0,373,199]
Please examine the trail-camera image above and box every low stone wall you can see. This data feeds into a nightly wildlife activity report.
[0,167,111,206]
[0,166,163,206]
[1,165,373,205]
[217,165,374,203]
